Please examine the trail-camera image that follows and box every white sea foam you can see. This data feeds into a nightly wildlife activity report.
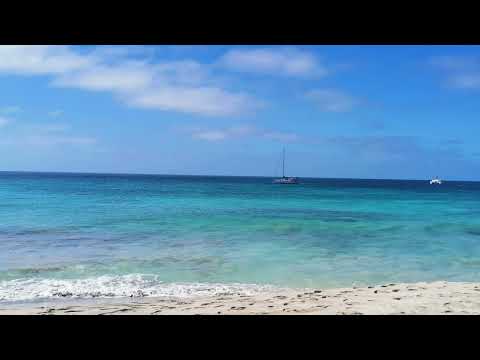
[0,274,278,302]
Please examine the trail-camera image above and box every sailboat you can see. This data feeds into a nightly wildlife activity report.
[430,176,442,185]
[273,148,299,184]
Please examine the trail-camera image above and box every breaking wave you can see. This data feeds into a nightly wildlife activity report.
[0,274,278,303]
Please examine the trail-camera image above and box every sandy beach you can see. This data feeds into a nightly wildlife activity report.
[1,281,480,315]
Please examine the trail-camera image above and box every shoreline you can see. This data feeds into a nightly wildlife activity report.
[1,281,480,315]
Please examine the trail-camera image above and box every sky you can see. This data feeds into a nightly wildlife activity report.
[1,45,480,180]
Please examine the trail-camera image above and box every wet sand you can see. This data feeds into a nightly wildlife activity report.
[2,281,480,315]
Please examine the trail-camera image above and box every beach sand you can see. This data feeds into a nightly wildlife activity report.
[2,281,480,315]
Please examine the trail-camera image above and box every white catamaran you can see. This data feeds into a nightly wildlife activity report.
[273,148,299,184]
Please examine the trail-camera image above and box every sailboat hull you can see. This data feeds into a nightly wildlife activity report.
[273,177,299,184]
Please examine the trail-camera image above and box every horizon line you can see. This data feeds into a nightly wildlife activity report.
[0,170,474,183]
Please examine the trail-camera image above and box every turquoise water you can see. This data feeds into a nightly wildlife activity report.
[2,172,480,302]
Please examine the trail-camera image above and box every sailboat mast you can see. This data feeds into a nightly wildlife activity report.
[272,147,298,184]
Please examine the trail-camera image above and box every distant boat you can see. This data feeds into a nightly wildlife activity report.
[273,148,299,184]
[430,177,442,185]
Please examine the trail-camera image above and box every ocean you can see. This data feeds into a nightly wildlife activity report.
[1,172,480,303]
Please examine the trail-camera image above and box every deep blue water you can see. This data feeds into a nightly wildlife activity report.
[1,172,480,302]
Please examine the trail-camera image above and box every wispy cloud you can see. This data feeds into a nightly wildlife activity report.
[188,125,300,143]
[88,45,157,61]
[441,138,464,146]
[0,46,258,117]
[0,106,22,115]
[52,61,154,92]
[323,135,421,154]
[21,123,71,133]
[0,45,95,75]
[190,125,256,141]
[430,56,480,89]
[0,119,95,148]
[129,87,257,117]
[306,89,360,112]
[430,56,478,72]
[0,116,11,127]
[448,74,480,89]
[18,135,96,146]
[263,131,301,142]
[192,130,230,141]
[313,135,459,168]
[297,135,475,180]
[48,110,64,118]
[220,47,327,77]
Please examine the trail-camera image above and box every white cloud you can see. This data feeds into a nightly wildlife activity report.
[0,45,257,117]
[88,45,156,60]
[0,45,95,75]
[129,86,255,117]
[0,116,11,127]
[190,126,256,141]
[53,62,154,92]
[192,130,229,141]
[220,47,327,77]
[430,56,480,90]
[306,89,359,112]
[448,73,480,89]
[189,125,299,143]
[154,60,212,86]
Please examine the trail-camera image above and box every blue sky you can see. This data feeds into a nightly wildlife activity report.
[1,45,480,180]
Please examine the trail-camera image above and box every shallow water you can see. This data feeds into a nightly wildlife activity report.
[1,172,480,302]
